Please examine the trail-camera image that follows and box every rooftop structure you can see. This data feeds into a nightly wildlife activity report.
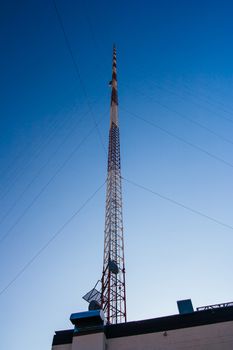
[52,303,233,349]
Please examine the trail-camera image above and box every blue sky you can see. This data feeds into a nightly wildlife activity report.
[1,0,233,349]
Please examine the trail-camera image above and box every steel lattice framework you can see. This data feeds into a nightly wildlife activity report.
[101,46,127,324]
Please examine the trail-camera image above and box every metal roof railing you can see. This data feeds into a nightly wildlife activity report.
[197,301,233,311]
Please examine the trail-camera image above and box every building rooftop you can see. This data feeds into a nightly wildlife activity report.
[52,305,233,346]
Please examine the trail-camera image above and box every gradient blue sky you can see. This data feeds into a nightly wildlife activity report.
[1,0,233,349]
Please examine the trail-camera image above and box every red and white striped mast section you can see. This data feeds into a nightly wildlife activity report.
[101,45,127,324]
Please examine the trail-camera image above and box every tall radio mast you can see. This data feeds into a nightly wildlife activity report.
[83,46,126,324]
[101,45,127,324]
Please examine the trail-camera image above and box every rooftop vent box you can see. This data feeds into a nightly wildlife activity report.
[70,310,105,334]
[177,299,194,314]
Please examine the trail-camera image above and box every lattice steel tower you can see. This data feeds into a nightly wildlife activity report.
[101,46,127,324]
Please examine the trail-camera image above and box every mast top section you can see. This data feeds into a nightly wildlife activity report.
[110,45,118,127]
